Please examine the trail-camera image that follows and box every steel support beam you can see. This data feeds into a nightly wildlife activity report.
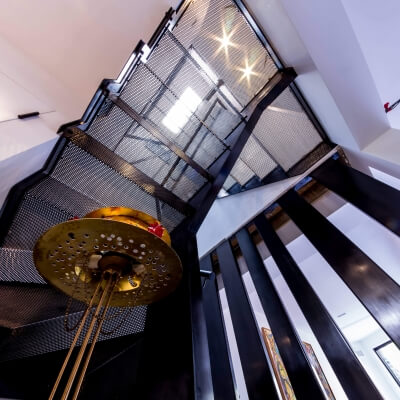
[64,127,194,216]
[185,68,297,233]
[200,255,236,400]
[135,232,213,400]
[311,157,400,236]
[279,189,400,348]
[235,228,324,399]
[110,95,213,181]
[253,214,382,400]
[215,241,278,400]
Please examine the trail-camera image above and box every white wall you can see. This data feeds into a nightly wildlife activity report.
[352,329,400,400]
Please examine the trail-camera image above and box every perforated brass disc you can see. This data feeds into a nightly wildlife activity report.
[33,219,182,307]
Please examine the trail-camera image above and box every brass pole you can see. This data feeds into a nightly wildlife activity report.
[49,280,102,400]
[61,273,113,400]
[71,273,118,400]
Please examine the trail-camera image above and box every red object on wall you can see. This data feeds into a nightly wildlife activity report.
[384,102,392,113]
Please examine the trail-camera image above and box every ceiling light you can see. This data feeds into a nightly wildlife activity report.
[162,87,202,134]
[238,59,257,85]
[216,29,235,55]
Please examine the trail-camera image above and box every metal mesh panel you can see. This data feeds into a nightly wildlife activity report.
[230,158,254,186]
[223,175,237,191]
[87,100,132,149]
[253,88,322,171]
[120,32,235,168]
[222,87,324,191]
[0,285,84,329]
[0,305,147,361]
[0,248,43,283]
[2,195,71,251]
[173,0,278,106]
[239,136,277,179]
[50,143,185,231]
[87,100,207,200]
[287,142,333,177]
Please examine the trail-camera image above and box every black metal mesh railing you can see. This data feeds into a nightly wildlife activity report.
[224,87,330,192]
[0,0,328,361]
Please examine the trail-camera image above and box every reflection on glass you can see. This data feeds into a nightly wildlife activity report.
[375,341,400,386]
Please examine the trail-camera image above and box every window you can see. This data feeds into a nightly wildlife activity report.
[375,341,400,386]
[162,87,202,134]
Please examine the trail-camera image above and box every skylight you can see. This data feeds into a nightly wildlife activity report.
[162,87,202,134]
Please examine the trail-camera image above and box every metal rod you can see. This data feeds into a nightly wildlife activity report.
[49,280,103,400]
[61,274,114,400]
[71,274,117,400]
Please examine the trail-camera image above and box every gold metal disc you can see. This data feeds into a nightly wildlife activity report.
[84,206,171,246]
[33,218,182,307]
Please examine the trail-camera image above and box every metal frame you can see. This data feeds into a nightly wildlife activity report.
[311,157,400,236]
[200,255,236,399]
[64,127,194,216]
[109,95,213,181]
[253,213,382,400]
[235,227,325,399]
[183,68,297,232]
[279,189,400,348]
[215,240,279,399]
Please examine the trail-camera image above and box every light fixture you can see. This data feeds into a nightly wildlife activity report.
[238,59,258,85]
[162,87,202,134]
[215,28,236,56]
[33,207,182,399]
[189,47,243,112]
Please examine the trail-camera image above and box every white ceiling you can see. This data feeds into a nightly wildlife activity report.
[0,0,180,119]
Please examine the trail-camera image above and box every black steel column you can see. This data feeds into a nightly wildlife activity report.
[253,214,382,400]
[176,232,214,400]
[200,255,236,400]
[235,228,324,399]
[215,241,278,400]
[279,189,400,348]
[136,232,213,400]
[311,157,400,236]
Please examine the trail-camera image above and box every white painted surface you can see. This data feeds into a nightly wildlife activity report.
[364,128,400,168]
[0,71,52,122]
[340,0,400,129]
[244,0,359,150]
[370,167,400,191]
[197,177,298,257]
[0,0,180,119]
[352,329,400,400]
[0,137,58,208]
[219,284,249,400]
[0,116,58,162]
[276,0,389,148]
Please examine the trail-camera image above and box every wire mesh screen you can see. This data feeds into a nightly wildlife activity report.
[223,88,324,191]
[86,26,247,202]
[0,139,189,351]
[0,0,328,363]
[173,0,278,107]
[252,88,322,171]
[0,302,147,361]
